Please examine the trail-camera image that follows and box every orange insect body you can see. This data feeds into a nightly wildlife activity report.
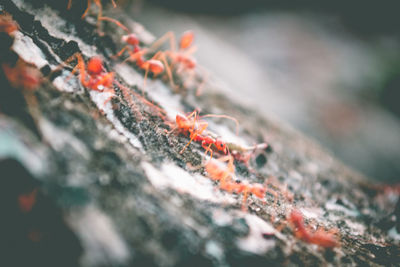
[205,155,234,183]
[205,155,267,210]
[18,188,38,213]
[0,13,19,34]
[162,31,197,74]
[118,35,169,91]
[87,56,104,75]
[289,210,339,248]
[142,59,164,75]
[118,33,143,63]
[174,31,196,66]
[231,181,266,210]
[2,60,42,90]
[67,54,114,92]
[179,31,194,50]
[175,112,228,156]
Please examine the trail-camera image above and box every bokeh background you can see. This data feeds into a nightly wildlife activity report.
[127,0,400,182]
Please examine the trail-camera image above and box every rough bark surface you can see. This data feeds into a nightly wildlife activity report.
[1,1,399,266]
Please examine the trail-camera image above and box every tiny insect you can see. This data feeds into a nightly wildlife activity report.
[170,110,239,158]
[149,30,197,73]
[289,209,339,248]
[146,31,201,91]
[231,181,266,211]
[117,37,171,94]
[61,53,115,105]
[0,12,19,35]
[2,59,42,90]
[205,155,235,189]
[205,155,267,211]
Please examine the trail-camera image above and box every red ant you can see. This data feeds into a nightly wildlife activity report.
[2,59,42,91]
[204,155,267,210]
[150,30,197,74]
[149,31,202,88]
[61,53,115,105]
[170,110,239,158]
[289,209,339,248]
[115,34,173,93]
[0,12,19,35]
[116,31,198,93]
[60,53,167,118]
[172,110,267,169]
[232,181,267,211]
[1,13,41,90]
[205,155,235,188]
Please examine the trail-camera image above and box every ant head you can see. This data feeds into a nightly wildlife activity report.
[179,30,194,49]
[122,33,139,46]
[215,139,227,153]
[87,57,104,75]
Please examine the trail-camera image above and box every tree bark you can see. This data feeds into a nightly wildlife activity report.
[0,0,399,266]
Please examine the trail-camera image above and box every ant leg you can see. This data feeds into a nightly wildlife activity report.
[179,118,207,155]
[50,53,77,80]
[67,0,72,9]
[155,52,176,90]
[65,64,80,83]
[110,0,117,8]
[203,143,213,159]
[185,109,199,120]
[52,52,79,73]
[81,0,92,19]
[114,45,130,58]
[141,51,165,94]
[179,124,206,154]
[98,16,130,33]
[96,0,103,29]
[201,114,240,135]
[76,53,89,87]
[166,125,178,135]
[55,53,87,87]
[122,48,147,64]
[149,31,176,53]
[179,132,197,154]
